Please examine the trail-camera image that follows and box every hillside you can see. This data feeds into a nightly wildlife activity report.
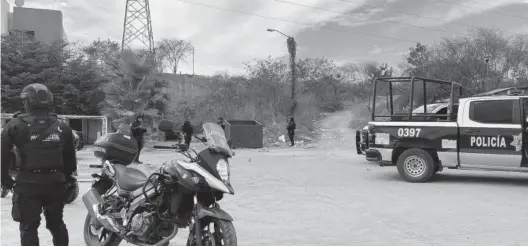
[156,73,213,99]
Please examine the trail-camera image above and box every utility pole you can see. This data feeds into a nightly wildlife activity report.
[485,56,490,90]
[121,0,154,56]
[267,28,297,116]
[192,46,195,75]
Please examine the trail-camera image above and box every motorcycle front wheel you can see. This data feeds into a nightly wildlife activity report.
[187,219,237,246]
[83,214,123,246]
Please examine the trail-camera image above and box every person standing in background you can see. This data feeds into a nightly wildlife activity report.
[217,117,226,130]
[130,116,147,163]
[181,120,194,146]
[287,117,296,146]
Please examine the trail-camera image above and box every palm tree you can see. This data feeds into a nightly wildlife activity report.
[101,50,169,130]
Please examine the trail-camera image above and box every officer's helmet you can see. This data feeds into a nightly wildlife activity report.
[20,83,53,109]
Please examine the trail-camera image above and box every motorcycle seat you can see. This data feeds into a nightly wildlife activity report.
[113,164,148,191]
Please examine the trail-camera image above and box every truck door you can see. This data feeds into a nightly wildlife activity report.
[459,98,522,168]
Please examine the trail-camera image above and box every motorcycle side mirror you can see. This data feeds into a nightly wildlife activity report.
[194,135,207,142]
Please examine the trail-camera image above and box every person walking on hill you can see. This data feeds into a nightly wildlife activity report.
[287,117,296,146]
[130,115,147,163]
[181,120,194,146]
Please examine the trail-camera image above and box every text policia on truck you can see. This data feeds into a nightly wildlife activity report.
[356,77,528,183]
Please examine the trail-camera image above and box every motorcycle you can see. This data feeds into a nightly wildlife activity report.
[0,148,80,203]
[82,120,237,246]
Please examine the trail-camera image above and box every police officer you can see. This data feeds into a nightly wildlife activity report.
[1,83,77,246]
[181,120,194,146]
[217,117,226,130]
[130,115,147,163]
[287,116,296,146]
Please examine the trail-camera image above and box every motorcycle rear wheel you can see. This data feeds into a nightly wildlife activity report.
[83,214,123,246]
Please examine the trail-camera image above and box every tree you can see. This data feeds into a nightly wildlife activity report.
[156,39,193,74]
[100,51,169,129]
[1,34,106,114]
[56,56,107,115]
[403,28,526,95]
[406,42,432,77]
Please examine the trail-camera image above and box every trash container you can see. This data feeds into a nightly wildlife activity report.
[225,120,263,148]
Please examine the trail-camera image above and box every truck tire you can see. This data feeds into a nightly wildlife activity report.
[396,148,436,183]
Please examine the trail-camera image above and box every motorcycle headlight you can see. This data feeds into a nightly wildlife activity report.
[217,159,230,182]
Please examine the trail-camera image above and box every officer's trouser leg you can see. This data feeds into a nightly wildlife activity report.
[16,194,42,246]
[43,191,68,246]
[184,136,192,146]
[135,139,144,162]
[288,130,295,146]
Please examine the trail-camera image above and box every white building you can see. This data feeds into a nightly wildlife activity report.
[1,0,67,44]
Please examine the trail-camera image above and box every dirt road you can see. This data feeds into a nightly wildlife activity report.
[2,110,528,245]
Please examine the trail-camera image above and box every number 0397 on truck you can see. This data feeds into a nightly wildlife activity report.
[357,77,528,182]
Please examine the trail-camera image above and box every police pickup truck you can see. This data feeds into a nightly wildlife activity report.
[356,101,451,159]
[359,77,528,183]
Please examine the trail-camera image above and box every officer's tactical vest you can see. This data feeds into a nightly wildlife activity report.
[17,114,65,171]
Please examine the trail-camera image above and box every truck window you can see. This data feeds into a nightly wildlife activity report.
[469,99,517,124]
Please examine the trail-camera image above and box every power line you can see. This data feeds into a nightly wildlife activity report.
[175,0,420,44]
[460,0,528,16]
[273,0,466,36]
[339,0,521,36]
[435,0,528,21]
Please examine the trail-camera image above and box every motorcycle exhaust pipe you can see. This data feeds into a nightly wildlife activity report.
[82,187,121,233]
[82,187,102,220]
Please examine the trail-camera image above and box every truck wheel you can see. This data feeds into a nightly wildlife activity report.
[397,148,436,183]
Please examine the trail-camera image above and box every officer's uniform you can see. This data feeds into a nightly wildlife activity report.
[217,118,226,131]
[131,117,147,163]
[287,117,296,146]
[1,84,77,246]
[181,121,194,146]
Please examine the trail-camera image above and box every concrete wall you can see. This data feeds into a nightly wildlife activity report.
[1,0,9,35]
[11,7,64,44]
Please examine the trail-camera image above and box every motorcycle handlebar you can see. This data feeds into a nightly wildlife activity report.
[153,145,178,150]
[154,144,189,151]
[89,164,103,168]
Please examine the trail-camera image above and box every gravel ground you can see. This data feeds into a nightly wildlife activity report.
[2,111,528,245]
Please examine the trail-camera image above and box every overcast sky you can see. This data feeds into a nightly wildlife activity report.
[11,0,528,75]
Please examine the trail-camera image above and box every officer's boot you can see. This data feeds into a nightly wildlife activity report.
[20,222,40,246]
[48,223,68,246]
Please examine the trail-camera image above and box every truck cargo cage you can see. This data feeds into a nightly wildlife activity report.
[371,77,465,122]
[473,86,528,97]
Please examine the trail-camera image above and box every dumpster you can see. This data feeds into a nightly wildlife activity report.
[225,120,263,148]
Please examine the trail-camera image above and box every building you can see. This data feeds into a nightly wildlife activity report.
[1,113,110,145]
[1,0,67,44]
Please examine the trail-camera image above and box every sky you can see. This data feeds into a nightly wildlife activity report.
[9,0,528,75]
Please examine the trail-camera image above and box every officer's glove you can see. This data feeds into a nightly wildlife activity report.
[1,180,14,198]
[1,177,15,190]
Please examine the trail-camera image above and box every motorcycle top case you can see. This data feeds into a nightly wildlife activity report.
[93,133,138,165]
